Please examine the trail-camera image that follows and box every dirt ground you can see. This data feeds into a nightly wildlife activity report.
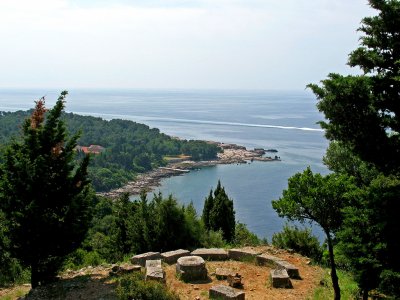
[165,248,323,300]
[0,247,324,300]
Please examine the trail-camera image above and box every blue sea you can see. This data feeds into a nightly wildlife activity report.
[0,89,329,240]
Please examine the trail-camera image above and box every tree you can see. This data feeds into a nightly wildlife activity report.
[308,0,400,175]
[308,1,400,298]
[202,181,236,242]
[272,167,355,300]
[0,92,94,288]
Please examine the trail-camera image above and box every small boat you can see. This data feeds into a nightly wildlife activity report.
[266,149,278,153]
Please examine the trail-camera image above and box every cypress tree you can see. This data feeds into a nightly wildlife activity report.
[0,92,94,288]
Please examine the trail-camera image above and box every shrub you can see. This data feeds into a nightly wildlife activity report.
[201,230,226,248]
[233,223,262,247]
[116,273,179,300]
[272,224,323,262]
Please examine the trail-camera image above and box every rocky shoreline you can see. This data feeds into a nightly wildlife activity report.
[99,142,280,199]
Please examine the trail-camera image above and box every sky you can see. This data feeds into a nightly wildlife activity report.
[0,0,374,90]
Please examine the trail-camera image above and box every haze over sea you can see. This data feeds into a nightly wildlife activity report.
[0,89,329,240]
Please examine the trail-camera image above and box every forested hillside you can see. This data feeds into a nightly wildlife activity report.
[0,110,221,191]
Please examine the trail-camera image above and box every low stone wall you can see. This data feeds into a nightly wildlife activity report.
[131,252,161,267]
[191,248,228,261]
[161,249,191,264]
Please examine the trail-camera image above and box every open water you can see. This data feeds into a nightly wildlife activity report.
[0,89,329,240]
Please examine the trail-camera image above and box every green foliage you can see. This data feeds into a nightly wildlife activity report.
[311,269,359,300]
[202,181,236,242]
[272,224,323,262]
[116,272,179,300]
[0,93,95,287]
[0,110,221,192]
[63,249,105,271]
[233,223,262,247]
[337,175,400,297]
[200,229,226,248]
[308,0,400,175]
[272,167,356,300]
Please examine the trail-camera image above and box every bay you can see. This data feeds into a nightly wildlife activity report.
[0,88,329,240]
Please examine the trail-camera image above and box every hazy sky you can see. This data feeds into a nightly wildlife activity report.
[0,0,373,90]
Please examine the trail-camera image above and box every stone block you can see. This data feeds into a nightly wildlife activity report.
[256,254,281,267]
[176,256,207,282]
[161,249,191,264]
[209,285,245,300]
[191,248,228,261]
[131,252,161,267]
[228,248,259,261]
[145,259,162,269]
[270,269,292,288]
[275,260,300,279]
[109,264,141,276]
[215,268,233,280]
[145,266,165,283]
[227,273,242,288]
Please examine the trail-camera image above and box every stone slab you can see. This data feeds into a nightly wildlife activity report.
[109,264,141,276]
[256,254,282,267]
[275,260,300,279]
[209,285,245,300]
[161,249,191,264]
[145,259,162,269]
[228,248,260,261]
[270,269,292,288]
[191,248,228,261]
[216,268,233,280]
[131,252,161,267]
[145,266,165,283]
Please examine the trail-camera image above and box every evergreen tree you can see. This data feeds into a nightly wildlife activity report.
[202,190,214,230]
[308,1,400,298]
[0,92,94,288]
[202,181,235,242]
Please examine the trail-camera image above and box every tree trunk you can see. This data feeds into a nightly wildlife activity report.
[31,262,39,289]
[326,230,341,300]
[362,288,368,300]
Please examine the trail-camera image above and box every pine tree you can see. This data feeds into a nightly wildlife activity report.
[202,181,235,242]
[0,92,94,288]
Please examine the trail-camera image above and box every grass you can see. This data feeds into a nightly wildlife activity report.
[310,268,359,300]
[0,286,30,300]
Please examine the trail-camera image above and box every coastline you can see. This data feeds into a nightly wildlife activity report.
[99,142,281,199]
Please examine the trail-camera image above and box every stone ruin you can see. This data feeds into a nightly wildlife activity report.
[176,255,208,282]
[209,285,245,300]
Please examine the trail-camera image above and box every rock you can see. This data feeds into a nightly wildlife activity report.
[270,269,292,289]
[256,254,281,267]
[131,252,161,267]
[227,273,242,288]
[257,254,300,279]
[161,249,191,264]
[191,248,228,261]
[215,268,233,280]
[145,259,162,269]
[176,256,208,282]
[275,260,300,279]
[109,264,141,276]
[209,285,245,300]
[145,260,165,283]
[228,248,260,261]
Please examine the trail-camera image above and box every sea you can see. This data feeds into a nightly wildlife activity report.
[0,89,329,240]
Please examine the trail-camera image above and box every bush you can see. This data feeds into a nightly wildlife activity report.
[116,273,179,300]
[233,223,262,247]
[63,249,105,270]
[272,224,323,262]
[200,230,226,248]
[379,270,400,298]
